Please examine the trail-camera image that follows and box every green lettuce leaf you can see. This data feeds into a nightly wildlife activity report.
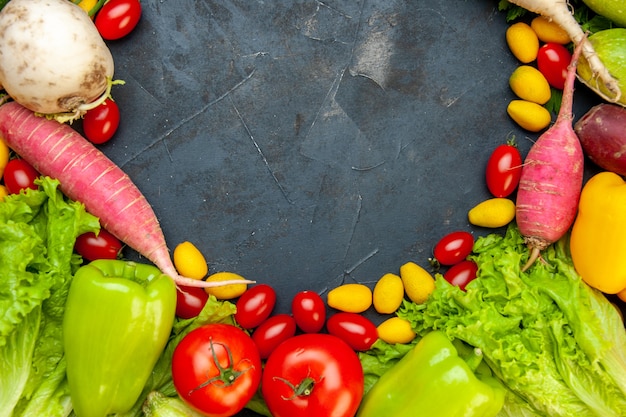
[398,224,626,417]
[0,307,40,417]
[0,178,99,417]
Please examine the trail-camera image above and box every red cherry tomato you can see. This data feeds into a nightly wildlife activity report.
[235,284,276,329]
[3,159,39,194]
[262,333,364,417]
[537,43,572,90]
[433,231,474,266]
[74,229,123,261]
[443,260,478,291]
[485,143,523,198]
[251,314,297,359]
[175,285,209,319]
[326,312,378,351]
[172,324,262,417]
[291,290,326,333]
[95,0,142,40]
[82,99,120,144]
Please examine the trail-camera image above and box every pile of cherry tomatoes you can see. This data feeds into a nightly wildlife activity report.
[173,281,371,416]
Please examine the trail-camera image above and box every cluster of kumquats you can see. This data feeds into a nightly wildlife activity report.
[505,16,573,132]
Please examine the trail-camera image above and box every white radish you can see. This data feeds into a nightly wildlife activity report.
[0,0,114,119]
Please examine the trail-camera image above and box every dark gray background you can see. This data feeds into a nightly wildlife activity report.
[91,1,601,415]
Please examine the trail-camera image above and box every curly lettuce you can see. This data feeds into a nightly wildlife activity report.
[398,225,626,417]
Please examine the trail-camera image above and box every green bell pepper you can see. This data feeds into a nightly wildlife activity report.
[357,330,505,417]
[63,259,177,417]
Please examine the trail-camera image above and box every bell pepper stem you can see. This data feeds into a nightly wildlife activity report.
[453,338,486,373]
[464,347,484,373]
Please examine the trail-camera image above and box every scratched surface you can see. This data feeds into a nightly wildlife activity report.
[96,2,599,415]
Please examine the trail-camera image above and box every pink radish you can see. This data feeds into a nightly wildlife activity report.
[515,34,585,271]
[507,0,621,103]
[0,101,253,288]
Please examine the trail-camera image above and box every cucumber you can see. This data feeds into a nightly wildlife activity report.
[577,28,626,106]
[582,0,626,27]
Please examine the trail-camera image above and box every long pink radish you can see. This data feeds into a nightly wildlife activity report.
[515,35,585,271]
[506,0,621,103]
[0,101,253,288]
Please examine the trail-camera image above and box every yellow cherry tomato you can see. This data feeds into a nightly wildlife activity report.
[0,185,8,202]
[507,100,552,132]
[399,262,435,304]
[530,16,570,44]
[327,283,372,313]
[506,22,539,63]
[373,273,405,314]
[377,317,416,344]
[509,66,551,105]
[173,241,208,279]
[204,272,249,300]
[0,136,9,179]
[468,198,516,228]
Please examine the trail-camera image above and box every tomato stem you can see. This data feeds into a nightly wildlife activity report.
[427,256,441,273]
[505,131,518,147]
[273,374,321,400]
[189,337,253,395]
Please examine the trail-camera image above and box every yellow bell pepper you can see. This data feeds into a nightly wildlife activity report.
[570,172,626,294]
